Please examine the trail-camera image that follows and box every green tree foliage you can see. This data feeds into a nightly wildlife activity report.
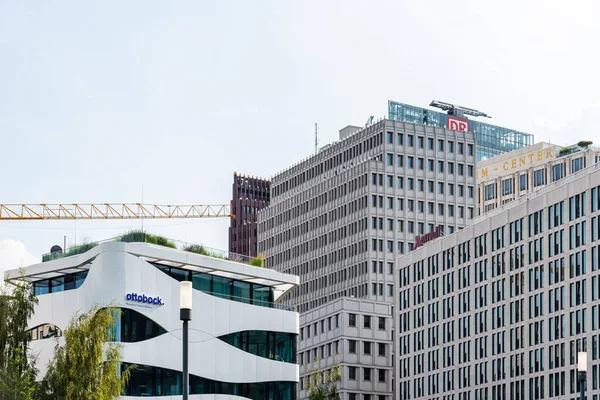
[0,276,38,400]
[35,307,130,400]
[306,356,341,400]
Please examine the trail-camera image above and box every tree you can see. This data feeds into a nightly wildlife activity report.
[35,306,130,400]
[0,274,38,400]
[306,356,341,400]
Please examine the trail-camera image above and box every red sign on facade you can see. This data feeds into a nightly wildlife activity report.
[448,116,469,132]
[414,225,443,249]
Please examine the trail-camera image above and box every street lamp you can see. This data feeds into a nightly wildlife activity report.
[578,351,587,400]
[180,281,193,400]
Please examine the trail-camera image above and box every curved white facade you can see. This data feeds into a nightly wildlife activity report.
[6,242,299,399]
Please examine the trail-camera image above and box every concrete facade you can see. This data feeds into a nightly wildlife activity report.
[259,118,477,400]
[259,119,477,314]
[477,142,600,215]
[396,162,600,399]
[298,298,393,400]
[229,172,271,257]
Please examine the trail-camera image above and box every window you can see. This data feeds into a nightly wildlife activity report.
[364,315,371,329]
[438,139,444,152]
[438,161,444,173]
[349,340,357,353]
[397,133,403,146]
[397,176,404,189]
[379,343,386,357]
[438,182,444,194]
[448,183,455,195]
[418,201,424,213]
[458,185,464,197]
[458,142,464,154]
[520,174,528,190]
[448,162,455,174]
[349,314,356,327]
[428,181,434,193]
[533,168,546,187]
[502,179,514,195]
[364,341,372,355]
[378,369,386,382]
[408,156,414,169]
[386,175,393,187]
[418,158,424,170]
[364,368,371,382]
[349,367,357,380]
[485,184,496,200]
[572,157,585,173]
[428,202,434,214]
[468,165,474,177]
[418,179,424,192]
[407,135,414,147]
[438,204,445,215]
[397,155,404,167]
[408,221,414,233]
[448,141,454,153]
[387,262,393,275]
[386,132,393,144]
[408,178,414,190]
[468,144,474,156]
[418,136,424,149]
[219,330,297,363]
[386,153,393,166]
[408,200,414,212]
[458,164,464,176]
[427,137,434,150]
[379,317,386,330]
[552,163,565,181]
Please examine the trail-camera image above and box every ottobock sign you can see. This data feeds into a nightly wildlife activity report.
[414,225,443,249]
[447,116,469,132]
[125,292,165,307]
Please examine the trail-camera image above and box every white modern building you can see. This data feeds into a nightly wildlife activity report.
[5,241,299,399]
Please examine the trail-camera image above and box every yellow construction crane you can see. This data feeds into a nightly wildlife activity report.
[0,204,232,220]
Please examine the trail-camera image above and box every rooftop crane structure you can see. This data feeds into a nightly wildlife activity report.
[429,99,491,119]
[0,203,232,221]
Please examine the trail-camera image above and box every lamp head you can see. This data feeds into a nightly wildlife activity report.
[578,352,588,372]
[180,281,192,321]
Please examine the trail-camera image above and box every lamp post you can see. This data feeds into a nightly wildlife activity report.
[180,281,193,400]
[578,351,587,400]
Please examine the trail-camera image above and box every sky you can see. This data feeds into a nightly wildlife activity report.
[1,0,599,274]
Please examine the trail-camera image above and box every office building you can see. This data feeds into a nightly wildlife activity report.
[477,141,600,214]
[388,100,534,161]
[396,161,600,399]
[259,118,478,400]
[229,172,271,257]
[298,298,393,400]
[259,119,477,313]
[6,240,299,399]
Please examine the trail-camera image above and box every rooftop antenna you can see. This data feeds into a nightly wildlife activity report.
[315,123,318,154]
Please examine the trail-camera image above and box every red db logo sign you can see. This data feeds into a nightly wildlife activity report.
[448,117,469,132]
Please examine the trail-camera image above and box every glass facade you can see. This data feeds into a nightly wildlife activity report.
[154,263,276,308]
[122,363,296,399]
[388,101,534,161]
[218,330,297,363]
[112,308,167,343]
[28,323,62,341]
[32,270,89,296]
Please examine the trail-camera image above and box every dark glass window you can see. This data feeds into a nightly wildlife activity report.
[122,363,297,399]
[219,330,297,363]
[32,270,89,296]
[28,323,62,341]
[155,264,276,309]
[114,308,167,343]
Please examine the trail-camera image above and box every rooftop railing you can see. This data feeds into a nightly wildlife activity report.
[41,231,264,268]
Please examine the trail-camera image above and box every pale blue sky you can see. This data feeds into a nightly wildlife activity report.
[1,0,599,269]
